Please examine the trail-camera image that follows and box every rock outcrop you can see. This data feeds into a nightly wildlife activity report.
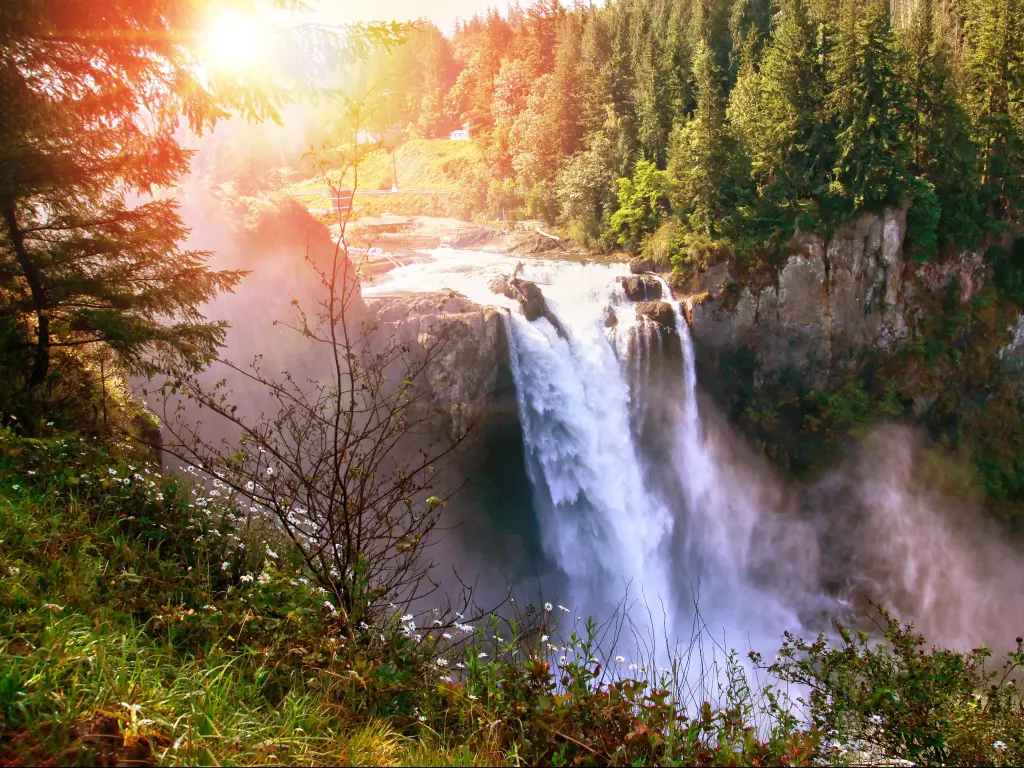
[366,293,514,436]
[616,275,663,302]
[635,300,677,330]
[682,208,991,396]
[489,274,569,339]
[629,257,672,274]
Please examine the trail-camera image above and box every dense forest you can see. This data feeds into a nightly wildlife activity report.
[356,0,1022,268]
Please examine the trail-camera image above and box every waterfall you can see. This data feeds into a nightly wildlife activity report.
[364,250,803,652]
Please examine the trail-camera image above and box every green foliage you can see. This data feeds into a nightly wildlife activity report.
[605,161,669,252]
[2,429,1024,765]
[759,605,1024,766]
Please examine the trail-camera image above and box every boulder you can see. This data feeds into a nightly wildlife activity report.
[489,274,568,340]
[604,307,618,328]
[635,300,676,329]
[617,275,662,302]
[629,256,671,274]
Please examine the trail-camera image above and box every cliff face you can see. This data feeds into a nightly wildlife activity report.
[683,208,992,396]
[365,293,515,436]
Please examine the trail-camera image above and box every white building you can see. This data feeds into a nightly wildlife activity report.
[450,123,471,141]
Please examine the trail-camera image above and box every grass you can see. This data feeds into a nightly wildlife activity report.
[1,427,1023,766]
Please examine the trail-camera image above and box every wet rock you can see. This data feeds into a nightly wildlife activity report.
[628,257,672,274]
[604,307,618,328]
[635,300,676,329]
[616,275,662,302]
[489,274,568,339]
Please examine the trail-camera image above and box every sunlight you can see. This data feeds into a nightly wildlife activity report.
[203,8,269,74]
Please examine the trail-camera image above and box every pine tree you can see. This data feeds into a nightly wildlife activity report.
[900,0,984,252]
[964,0,1024,224]
[829,0,914,212]
[668,39,734,236]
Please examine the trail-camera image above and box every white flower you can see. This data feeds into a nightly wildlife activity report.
[558,605,570,613]
[442,633,452,640]
[467,694,478,700]
[417,715,426,722]
[543,602,553,612]
[401,614,414,623]
[266,467,274,476]
[869,714,883,725]
[436,658,448,667]
[265,548,278,559]
[239,573,253,583]
[203,605,218,611]
[478,652,488,659]
[559,656,567,664]
[628,664,638,671]
[8,567,20,576]
[257,572,271,585]
[221,561,230,571]
[11,485,18,491]
[540,634,549,642]
[994,741,1007,751]
[440,675,453,683]
[323,601,336,612]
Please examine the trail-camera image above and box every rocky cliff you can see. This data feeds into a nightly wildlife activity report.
[679,208,995,396]
[366,293,515,437]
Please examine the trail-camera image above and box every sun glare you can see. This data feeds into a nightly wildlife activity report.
[204,9,269,74]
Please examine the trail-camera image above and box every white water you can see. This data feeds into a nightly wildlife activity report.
[364,250,812,656]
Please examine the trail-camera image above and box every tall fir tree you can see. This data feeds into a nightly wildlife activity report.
[828,0,914,212]
[964,0,1024,224]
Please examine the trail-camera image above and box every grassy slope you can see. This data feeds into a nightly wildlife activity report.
[289,140,482,196]
[2,428,1023,767]
[0,433,488,766]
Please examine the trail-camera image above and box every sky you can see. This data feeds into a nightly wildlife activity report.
[319,0,511,34]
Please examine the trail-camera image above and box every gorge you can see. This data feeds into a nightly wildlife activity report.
[361,208,1024,660]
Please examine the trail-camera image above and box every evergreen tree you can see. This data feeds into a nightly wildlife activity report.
[900,0,985,253]
[829,0,914,212]
[669,40,734,236]
[964,0,1024,224]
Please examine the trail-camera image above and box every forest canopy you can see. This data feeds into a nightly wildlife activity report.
[355,0,1023,267]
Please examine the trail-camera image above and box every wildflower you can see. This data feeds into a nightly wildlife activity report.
[478,652,488,659]
[359,621,370,631]
[615,655,625,663]
[245,481,255,491]
[543,602,553,612]
[418,715,426,722]
[26,470,35,475]
[203,605,218,612]
[108,468,117,475]
[266,548,278,559]
[323,601,336,612]
[266,467,274,476]
[257,572,271,585]
[994,741,1007,751]
[221,561,230,571]
[467,694,478,700]
[11,485,18,491]
[455,662,466,670]
[559,656,567,664]
[401,614,415,623]
[628,664,638,671]
[239,574,253,583]
[432,619,443,626]
[440,675,453,683]
[869,714,882,725]
[8,566,20,576]
[540,634,549,642]
[42,603,64,612]
[442,633,452,640]
[436,658,449,667]
[558,605,570,613]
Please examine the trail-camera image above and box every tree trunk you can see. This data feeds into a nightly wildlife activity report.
[1,198,49,387]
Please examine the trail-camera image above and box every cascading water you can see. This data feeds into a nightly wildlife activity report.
[365,249,809,655]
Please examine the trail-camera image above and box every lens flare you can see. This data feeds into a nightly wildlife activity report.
[203,9,268,74]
